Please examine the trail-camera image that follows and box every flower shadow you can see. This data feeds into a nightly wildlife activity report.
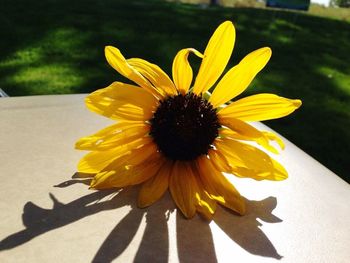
[176,196,282,262]
[92,191,174,263]
[0,178,282,261]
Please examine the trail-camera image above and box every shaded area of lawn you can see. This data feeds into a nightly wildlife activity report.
[1,0,349,182]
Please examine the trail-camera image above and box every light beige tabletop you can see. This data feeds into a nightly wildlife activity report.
[0,94,349,263]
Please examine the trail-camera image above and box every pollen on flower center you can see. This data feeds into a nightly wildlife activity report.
[149,93,220,161]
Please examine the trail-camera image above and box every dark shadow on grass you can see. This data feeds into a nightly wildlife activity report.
[0,179,283,261]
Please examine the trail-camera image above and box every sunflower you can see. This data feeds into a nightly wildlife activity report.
[75,21,301,219]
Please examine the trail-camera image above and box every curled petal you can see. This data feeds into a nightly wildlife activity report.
[172,48,203,95]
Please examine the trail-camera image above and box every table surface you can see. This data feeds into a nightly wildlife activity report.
[0,94,349,263]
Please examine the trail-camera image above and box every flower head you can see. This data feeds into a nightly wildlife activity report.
[75,21,301,219]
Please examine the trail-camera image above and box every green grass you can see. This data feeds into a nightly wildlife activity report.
[1,0,349,182]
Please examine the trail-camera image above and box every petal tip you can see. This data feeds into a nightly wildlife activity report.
[293,99,302,108]
[239,206,246,216]
[181,210,196,219]
[222,20,233,27]
[104,45,114,52]
[223,21,235,35]
[137,199,149,209]
[263,47,272,57]
[104,46,122,61]
[278,173,289,181]
[89,179,97,188]
[236,198,247,215]
[74,143,81,150]
[104,46,112,56]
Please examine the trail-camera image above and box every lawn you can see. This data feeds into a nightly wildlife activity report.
[1,0,349,182]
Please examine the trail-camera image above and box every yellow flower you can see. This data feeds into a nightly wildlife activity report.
[75,21,301,219]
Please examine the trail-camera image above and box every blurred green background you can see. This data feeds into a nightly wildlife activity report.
[1,0,349,182]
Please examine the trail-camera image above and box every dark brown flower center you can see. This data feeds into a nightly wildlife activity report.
[149,93,220,161]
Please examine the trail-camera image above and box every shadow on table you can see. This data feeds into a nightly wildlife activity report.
[0,178,282,262]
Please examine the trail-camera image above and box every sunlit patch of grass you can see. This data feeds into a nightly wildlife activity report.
[318,66,349,85]
[0,27,90,95]
[6,64,83,95]
[0,48,43,67]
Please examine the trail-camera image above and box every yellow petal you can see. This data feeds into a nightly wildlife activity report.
[193,21,235,95]
[218,117,281,154]
[77,137,152,174]
[215,138,288,181]
[193,167,217,220]
[92,153,163,189]
[219,116,263,140]
[91,143,163,189]
[196,155,245,215]
[169,161,198,219]
[103,139,158,171]
[127,58,177,97]
[263,131,285,150]
[219,93,302,121]
[75,122,149,151]
[195,191,216,220]
[172,48,203,95]
[219,127,281,154]
[85,82,158,121]
[105,46,161,98]
[209,47,272,107]
[208,149,231,173]
[78,150,118,174]
[138,160,172,208]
